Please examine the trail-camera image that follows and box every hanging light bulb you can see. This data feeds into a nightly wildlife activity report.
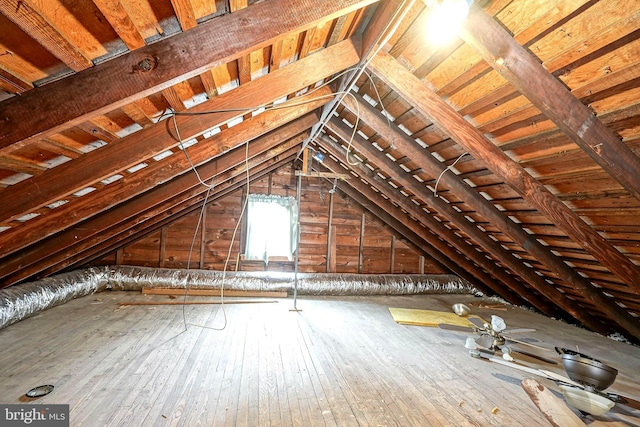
[425,0,472,45]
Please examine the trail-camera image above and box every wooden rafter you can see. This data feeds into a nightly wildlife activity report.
[368,50,640,296]
[0,110,321,262]
[319,151,528,306]
[0,38,359,224]
[462,5,640,204]
[322,126,590,325]
[339,93,640,340]
[0,0,93,71]
[65,155,297,276]
[0,0,375,152]
[92,0,146,50]
[0,129,307,286]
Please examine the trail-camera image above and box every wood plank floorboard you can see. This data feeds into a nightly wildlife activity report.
[1,291,639,426]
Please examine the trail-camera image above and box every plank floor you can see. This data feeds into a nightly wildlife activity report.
[1,291,639,426]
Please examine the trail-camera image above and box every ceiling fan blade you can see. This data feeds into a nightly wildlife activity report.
[468,317,486,329]
[509,348,558,365]
[504,336,552,352]
[503,328,536,334]
[437,323,473,332]
[476,334,494,349]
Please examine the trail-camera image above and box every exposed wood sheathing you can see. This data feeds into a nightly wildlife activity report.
[0,0,639,339]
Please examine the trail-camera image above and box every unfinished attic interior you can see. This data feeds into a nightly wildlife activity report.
[1,0,640,424]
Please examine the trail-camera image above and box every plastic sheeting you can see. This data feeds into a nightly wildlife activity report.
[0,265,476,330]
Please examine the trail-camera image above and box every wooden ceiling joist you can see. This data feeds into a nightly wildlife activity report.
[368,50,640,297]
[0,0,374,152]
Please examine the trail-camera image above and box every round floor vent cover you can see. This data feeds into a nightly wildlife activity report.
[25,384,54,398]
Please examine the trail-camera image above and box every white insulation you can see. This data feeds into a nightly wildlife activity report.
[0,266,475,330]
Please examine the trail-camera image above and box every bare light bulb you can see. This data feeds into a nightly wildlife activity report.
[425,0,471,45]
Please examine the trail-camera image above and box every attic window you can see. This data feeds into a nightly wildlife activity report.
[244,194,298,264]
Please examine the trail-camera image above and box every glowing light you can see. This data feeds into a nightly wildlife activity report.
[425,0,471,45]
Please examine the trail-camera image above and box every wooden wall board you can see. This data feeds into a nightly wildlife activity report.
[99,163,431,275]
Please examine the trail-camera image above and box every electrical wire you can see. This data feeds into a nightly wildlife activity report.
[433,151,468,197]
[299,0,417,167]
[363,69,395,150]
[181,175,215,330]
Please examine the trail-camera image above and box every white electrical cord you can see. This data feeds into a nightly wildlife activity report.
[433,151,468,197]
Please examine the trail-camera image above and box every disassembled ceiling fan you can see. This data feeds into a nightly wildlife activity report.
[438,310,553,363]
[438,304,640,417]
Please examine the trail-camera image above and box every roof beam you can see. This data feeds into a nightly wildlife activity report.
[300,0,413,157]
[319,152,520,301]
[0,110,322,260]
[324,126,593,325]
[0,0,93,71]
[368,50,640,296]
[320,135,553,313]
[341,93,640,340]
[54,154,297,277]
[0,134,304,286]
[0,0,375,151]
[0,37,359,223]
[462,4,640,203]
